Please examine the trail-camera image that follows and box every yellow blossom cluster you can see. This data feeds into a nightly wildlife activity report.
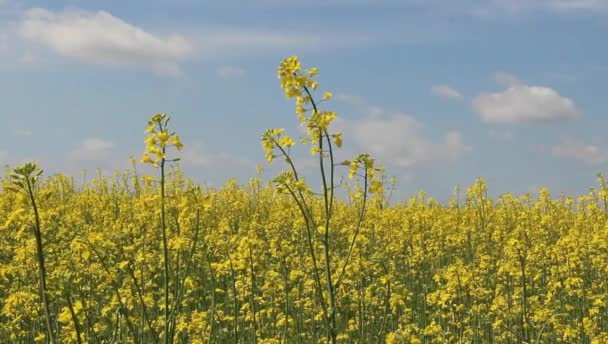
[141,113,183,168]
[2,171,608,343]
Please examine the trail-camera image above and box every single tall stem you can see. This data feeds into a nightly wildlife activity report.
[303,83,337,344]
[26,178,56,344]
[160,154,171,344]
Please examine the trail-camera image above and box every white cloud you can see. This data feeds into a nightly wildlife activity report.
[15,8,368,72]
[336,93,471,168]
[472,73,578,124]
[18,8,194,75]
[431,85,462,99]
[551,137,608,165]
[217,65,245,79]
[351,115,470,168]
[68,138,114,161]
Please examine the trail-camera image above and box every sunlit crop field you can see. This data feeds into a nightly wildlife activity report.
[2,58,608,344]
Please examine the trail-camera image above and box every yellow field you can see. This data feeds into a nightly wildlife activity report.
[1,57,607,343]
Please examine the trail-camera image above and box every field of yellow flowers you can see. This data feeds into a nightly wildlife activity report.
[2,57,608,343]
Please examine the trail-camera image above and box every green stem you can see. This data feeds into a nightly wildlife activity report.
[66,292,84,344]
[303,83,337,344]
[160,154,171,344]
[334,169,368,291]
[26,177,56,344]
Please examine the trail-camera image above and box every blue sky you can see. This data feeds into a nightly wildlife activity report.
[0,0,607,200]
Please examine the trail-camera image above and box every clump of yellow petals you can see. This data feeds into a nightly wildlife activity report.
[141,113,183,167]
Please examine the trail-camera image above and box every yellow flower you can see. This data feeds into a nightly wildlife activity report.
[278,55,301,78]
[278,135,296,148]
[331,132,342,148]
[140,153,155,164]
[369,180,383,194]
[171,135,184,150]
[157,131,170,144]
[306,67,318,76]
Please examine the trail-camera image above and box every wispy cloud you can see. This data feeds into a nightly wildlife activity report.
[15,7,372,73]
[431,85,462,99]
[350,115,470,168]
[551,137,608,165]
[18,8,194,75]
[472,73,578,124]
[68,138,114,162]
[336,93,471,168]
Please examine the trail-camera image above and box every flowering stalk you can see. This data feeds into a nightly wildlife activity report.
[141,113,183,344]
[6,163,57,344]
[264,56,383,343]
